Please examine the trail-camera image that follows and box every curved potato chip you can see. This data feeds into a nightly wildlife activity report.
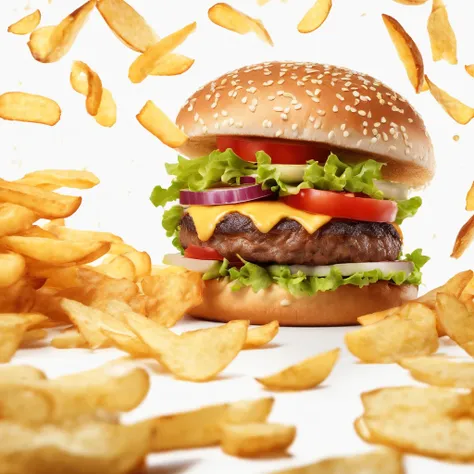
[129,22,196,84]
[71,61,103,116]
[466,181,474,211]
[297,0,332,34]
[123,251,151,279]
[8,10,41,35]
[51,329,88,349]
[22,328,47,343]
[256,348,339,391]
[0,253,26,288]
[0,315,28,362]
[136,100,188,149]
[354,416,373,443]
[0,204,37,238]
[47,225,122,244]
[18,225,57,239]
[0,92,61,126]
[0,364,46,382]
[382,14,425,93]
[427,0,457,65]
[221,423,296,458]
[16,169,99,191]
[208,3,273,45]
[465,65,474,78]
[150,54,195,76]
[0,278,37,314]
[451,215,474,259]
[244,320,279,349]
[93,255,136,281]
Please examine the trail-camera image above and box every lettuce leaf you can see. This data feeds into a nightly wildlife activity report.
[395,197,423,225]
[162,205,184,253]
[204,249,429,296]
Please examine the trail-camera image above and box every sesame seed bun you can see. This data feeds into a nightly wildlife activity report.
[188,279,418,326]
[176,61,435,187]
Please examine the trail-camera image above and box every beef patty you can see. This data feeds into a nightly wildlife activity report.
[179,212,402,266]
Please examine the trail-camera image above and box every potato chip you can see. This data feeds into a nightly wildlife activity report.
[127,294,158,315]
[0,315,28,362]
[19,225,58,239]
[208,3,273,45]
[129,22,196,84]
[0,278,36,313]
[96,0,158,52]
[427,0,457,65]
[27,0,96,63]
[31,266,79,289]
[16,169,99,191]
[393,0,428,4]
[109,242,136,255]
[8,312,49,330]
[150,54,195,76]
[244,321,279,349]
[46,226,122,245]
[425,76,474,125]
[93,255,136,281]
[0,365,46,382]
[136,100,188,149]
[382,14,425,93]
[0,419,151,473]
[436,293,474,356]
[140,267,203,327]
[297,0,332,34]
[272,449,404,474]
[451,215,474,259]
[0,180,81,219]
[346,303,438,363]
[0,92,61,126]
[51,328,88,349]
[125,311,248,381]
[0,236,110,266]
[0,203,37,238]
[221,423,296,457]
[466,181,474,211]
[465,65,474,78]
[0,252,25,288]
[8,10,41,35]
[123,251,151,280]
[22,328,47,343]
[70,61,103,117]
[353,416,373,443]
[224,397,274,425]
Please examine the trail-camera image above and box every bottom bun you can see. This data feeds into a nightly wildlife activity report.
[188,279,418,326]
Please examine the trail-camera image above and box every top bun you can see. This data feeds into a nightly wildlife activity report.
[176,61,435,188]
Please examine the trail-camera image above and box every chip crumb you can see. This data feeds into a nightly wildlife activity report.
[453,134,460,141]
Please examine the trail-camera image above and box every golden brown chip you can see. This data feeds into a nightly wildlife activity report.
[297,0,332,34]
[140,267,203,327]
[150,54,195,76]
[427,0,457,65]
[465,64,474,78]
[71,61,103,117]
[272,449,404,474]
[123,251,151,280]
[353,416,373,443]
[0,315,28,362]
[128,22,196,84]
[224,397,274,425]
[18,225,58,239]
[51,328,88,349]
[346,303,438,363]
[0,252,25,288]
[47,226,122,245]
[16,169,99,191]
[466,181,474,211]
[93,255,136,281]
[8,10,41,35]
[451,215,474,259]
[0,204,37,238]
[136,100,188,148]
[382,14,425,93]
[244,321,279,349]
[0,278,37,313]
[208,3,273,45]
[221,423,296,458]
[27,1,96,63]
[0,364,46,382]
[22,328,47,344]
[0,92,61,126]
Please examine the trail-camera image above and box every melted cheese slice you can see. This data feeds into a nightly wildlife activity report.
[186,202,332,242]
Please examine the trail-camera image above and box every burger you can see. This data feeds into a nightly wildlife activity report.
[151,61,433,326]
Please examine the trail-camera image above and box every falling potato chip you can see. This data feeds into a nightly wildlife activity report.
[150,54,195,76]
[70,61,103,117]
[16,169,99,191]
[466,182,474,211]
[0,364,46,382]
[221,423,296,458]
[272,449,404,474]
[225,397,274,425]
[466,65,474,78]
[7,10,41,35]
[125,311,248,381]
[436,293,474,356]
[51,328,88,349]
[129,22,196,84]
[27,0,95,63]
[256,348,340,391]
[297,0,332,34]
[0,92,61,126]
[345,303,438,363]
[382,14,425,93]
[0,252,25,288]
[0,315,28,362]
[425,76,474,125]
[427,0,457,65]
[451,215,474,259]
[244,321,279,349]
[140,267,203,327]
[208,3,273,45]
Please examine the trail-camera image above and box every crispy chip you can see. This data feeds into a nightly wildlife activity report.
[22,328,47,344]
[0,315,28,362]
[382,14,425,93]
[140,268,203,327]
[0,204,37,238]
[208,3,273,45]
[125,311,248,381]
[123,251,151,280]
[346,303,438,363]
[224,397,274,425]
[221,423,296,458]
[71,61,103,116]
[425,76,474,125]
[451,215,474,259]
[466,65,474,78]
[93,255,136,281]
[436,293,474,356]
[128,22,196,84]
[46,226,122,245]
[0,252,25,288]
[19,225,58,239]
[466,181,474,211]
[136,100,188,148]
[27,1,96,63]
[244,321,279,349]
[297,0,332,34]
[150,54,195,76]
[8,10,41,35]
[0,364,46,382]
[256,348,339,391]
[353,416,373,443]
[427,0,457,65]
[30,287,69,322]
[272,449,404,474]
[16,169,99,191]
[51,328,88,349]
[0,278,37,313]
[0,92,61,126]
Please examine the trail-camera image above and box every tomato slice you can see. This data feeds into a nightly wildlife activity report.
[184,245,224,260]
[216,136,329,165]
[281,189,398,223]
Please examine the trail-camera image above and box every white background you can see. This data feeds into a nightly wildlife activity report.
[1,0,474,472]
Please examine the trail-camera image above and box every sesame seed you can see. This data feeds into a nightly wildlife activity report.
[358,110,367,116]
[306,90,314,97]
[284,107,290,113]
[277,79,285,85]
[363,129,368,136]
[370,137,377,144]
[342,87,349,92]
[400,125,406,132]
[248,80,254,85]
[390,122,398,128]
[374,122,381,128]
[367,112,372,118]
[291,99,298,105]
[345,81,352,87]
[247,87,257,94]
[372,128,378,136]
[205,94,212,101]
[268,95,276,101]
[198,118,205,125]
[314,89,321,96]
[381,117,387,123]
[291,123,298,131]
[273,106,283,112]
[263,80,274,86]
[241,97,248,104]
[252,98,258,106]
[228,118,235,126]
[314,117,322,129]
[389,128,395,135]
[345,105,351,111]
[340,124,346,131]
[311,97,320,103]
[394,132,399,139]
[210,103,217,109]
[382,132,388,141]
[235,121,244,128]
[328,130,336,140]
[343,131,350,138]
[297,81,304,86]
[389,145,397,152]
[277,90,284,96]
[214,123,220,129]
[249,105,256,112]
[317,110,326,116]
[202,125,208,134]
[275,129,283,137]
[363,121,368,127]
[281,113,288,121]
[405,148,411,155]
[408,118,414,123]
[187,105,193,112]
[193,113,199,122]
[350,107,357,113]
[336,93,345,101]
[403,133,409,140]
[221,110,228,117]
[333,105,339,112]
[213,112,219,119]
[262,119,269,128]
